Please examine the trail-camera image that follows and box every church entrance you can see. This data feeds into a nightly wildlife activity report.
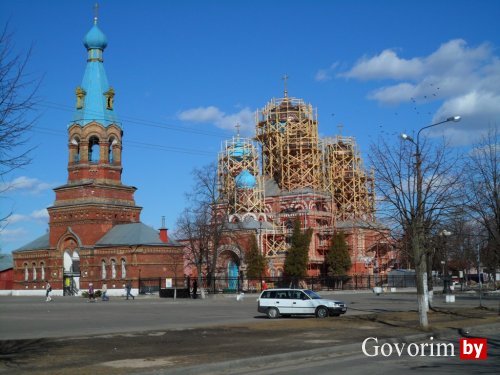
[63,251,81,295]
[228,260,239,290]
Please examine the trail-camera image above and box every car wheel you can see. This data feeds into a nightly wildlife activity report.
[267,307,280,319]
[316,306,328,318]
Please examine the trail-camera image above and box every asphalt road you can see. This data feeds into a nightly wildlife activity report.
[0,290,499,374]
[0,290,498,340]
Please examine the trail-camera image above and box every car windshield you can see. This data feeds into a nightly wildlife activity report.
[304,290,322,299]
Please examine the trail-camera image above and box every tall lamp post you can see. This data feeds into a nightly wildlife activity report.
[400,116,461,327]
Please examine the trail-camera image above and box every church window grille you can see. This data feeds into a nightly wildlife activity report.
[40,262,45,280]
[24,263,29,281]
[32,263,37,280]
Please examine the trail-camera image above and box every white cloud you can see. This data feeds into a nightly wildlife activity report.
[0,176,53,194]
[0,227,28,240]
[333,39,500,144]
[3,209,49,226]
[178,106,255,134]
[30,209,49,221]
[315,62,339,82]
[4,214,26,225]
[341,50,423,80]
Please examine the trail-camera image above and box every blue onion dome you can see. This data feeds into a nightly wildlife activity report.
[235,169,256,189]
[229,140,251,160]
[83,21,108,50]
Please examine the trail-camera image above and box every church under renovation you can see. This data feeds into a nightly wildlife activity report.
[12,15,396,295]
[213,89,395,279]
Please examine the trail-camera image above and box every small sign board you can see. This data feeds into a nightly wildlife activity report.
[165,278,173,288]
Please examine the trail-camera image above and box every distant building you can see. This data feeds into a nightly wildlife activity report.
[0,253,13,294]
[12,16,182,296]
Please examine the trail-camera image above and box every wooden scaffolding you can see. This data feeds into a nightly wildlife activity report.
[217,135,264,215]
[322,136,375,221]
[256,96,322,191]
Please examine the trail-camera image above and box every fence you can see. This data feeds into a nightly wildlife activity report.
[140,274,423,297]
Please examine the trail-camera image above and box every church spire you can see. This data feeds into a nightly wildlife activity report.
[72,10,119,127]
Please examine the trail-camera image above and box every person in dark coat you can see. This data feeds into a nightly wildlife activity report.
[192,279,198,299]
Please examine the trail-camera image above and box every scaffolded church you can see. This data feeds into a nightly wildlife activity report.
[216,88,395,278]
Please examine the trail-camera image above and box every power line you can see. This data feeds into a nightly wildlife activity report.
[30,126,215,157]
[41,101,232,138]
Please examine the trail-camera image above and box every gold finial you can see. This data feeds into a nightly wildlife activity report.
[93,3,99,24]
[282,74,289,97]
[235,123,241,138]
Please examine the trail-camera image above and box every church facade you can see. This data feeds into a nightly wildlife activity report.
[12,17,183,296]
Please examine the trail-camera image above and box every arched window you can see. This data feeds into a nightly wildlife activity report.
[88,136,100,163]
[32,263,37,280]
[108,138,115,163]
[121,259,127,279]
[101,260,107,279]
[72,137,80,162]
[40,262,45,280]
[24,263,29,281]
[111,259,117,279]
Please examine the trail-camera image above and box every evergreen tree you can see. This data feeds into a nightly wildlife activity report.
[245,234,266,279]
[284,217,313,286]
[325,231,352,276]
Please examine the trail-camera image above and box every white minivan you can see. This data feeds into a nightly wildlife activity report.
[257,288,347,319]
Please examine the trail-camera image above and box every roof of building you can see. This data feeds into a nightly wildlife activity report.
[12,233,50,253]
[0,253,13,272]
[72,18,119,127]
[263,178,330,198]
[336,219,386,230]
[225,216,274,231]
[95,222,182,247]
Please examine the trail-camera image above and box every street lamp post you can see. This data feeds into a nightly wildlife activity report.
[400,116,461,327]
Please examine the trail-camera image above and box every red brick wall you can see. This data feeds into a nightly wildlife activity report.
[0,269,13,289]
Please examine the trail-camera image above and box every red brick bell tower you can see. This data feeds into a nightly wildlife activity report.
[46,17,142,248]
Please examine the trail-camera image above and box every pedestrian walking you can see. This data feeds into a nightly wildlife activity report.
[101,283,109,301]
[192,279,198,299]
[45,281,52,302]
[88,283,95,302]
[126,280,135,300]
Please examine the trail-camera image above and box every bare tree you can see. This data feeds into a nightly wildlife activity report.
[175,162,230,295]
[465,127,500,280]
[0,24,40,224]
[369,135,462,328]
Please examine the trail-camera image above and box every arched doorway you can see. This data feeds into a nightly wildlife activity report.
[228,260,239,290]
[63,250,80,295]
[217,245,243,292]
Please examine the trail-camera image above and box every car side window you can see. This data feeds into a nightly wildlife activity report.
[276,291,288,299]
[300,292,309,300]
[261,291,271,298]
[291,291,302,299]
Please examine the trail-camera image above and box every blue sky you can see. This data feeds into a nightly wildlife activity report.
[1,0,499,253]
